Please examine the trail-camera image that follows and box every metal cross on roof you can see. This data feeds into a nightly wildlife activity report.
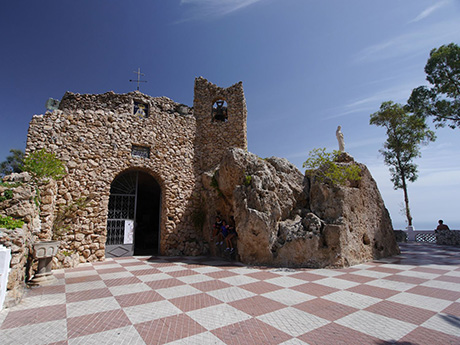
[129,68,147,91]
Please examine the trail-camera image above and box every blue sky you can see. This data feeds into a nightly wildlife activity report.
[1,0,459,230]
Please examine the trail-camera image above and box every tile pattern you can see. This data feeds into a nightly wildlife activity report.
[1,242,460,344]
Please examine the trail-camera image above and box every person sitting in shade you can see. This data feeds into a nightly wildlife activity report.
[213,216,223,245]
[225,223,238,253]
[217,219,229,246]
[436,219,450,231]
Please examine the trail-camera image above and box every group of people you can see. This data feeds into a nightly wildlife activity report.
[212,216,237,253]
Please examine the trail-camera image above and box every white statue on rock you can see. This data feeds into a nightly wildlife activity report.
[336,125,345,152]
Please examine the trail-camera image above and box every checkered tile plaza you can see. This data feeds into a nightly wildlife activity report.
[1,242,459,344]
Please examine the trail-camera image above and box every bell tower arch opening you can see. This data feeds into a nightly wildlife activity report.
[105,170,161,258]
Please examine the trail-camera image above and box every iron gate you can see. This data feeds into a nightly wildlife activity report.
[106,173,138,257]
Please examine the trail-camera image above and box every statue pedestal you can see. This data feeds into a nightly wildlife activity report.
[29,241,59,287]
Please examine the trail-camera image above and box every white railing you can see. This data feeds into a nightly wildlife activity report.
[402,226,436,242]
[0,244,12,310]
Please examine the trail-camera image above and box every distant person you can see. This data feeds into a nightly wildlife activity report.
[213,216,223,244]
[436,219,450,231]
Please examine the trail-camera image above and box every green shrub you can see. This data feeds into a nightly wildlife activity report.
[303,148,361,186]
[0,215,24,229]
[22,149,66,182]
[243,175,252,186]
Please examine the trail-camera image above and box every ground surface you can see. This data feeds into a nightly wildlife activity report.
[0,242,459,345]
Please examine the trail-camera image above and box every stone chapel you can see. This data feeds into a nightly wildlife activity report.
[26,77,246,261]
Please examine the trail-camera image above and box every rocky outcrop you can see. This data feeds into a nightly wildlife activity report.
[205,148,399,268]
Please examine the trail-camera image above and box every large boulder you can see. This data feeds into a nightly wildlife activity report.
[207,148,399,268]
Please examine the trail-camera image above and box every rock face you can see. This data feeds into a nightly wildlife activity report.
[206,148,399,268]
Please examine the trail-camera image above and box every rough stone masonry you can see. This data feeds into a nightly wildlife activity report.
[21,77,398,268]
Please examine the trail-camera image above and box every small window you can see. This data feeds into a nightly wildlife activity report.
[131,145,150,158]
[134,101,149,119]
[211,100,228,122]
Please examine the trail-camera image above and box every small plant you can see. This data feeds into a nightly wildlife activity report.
[303,148,361,186]
[0,189,14,202]
[243,175,252,186]
[0,215,24,229]
[210,171,223,197]
[0,181,22,188]
[52,196,94,240]
[60,250,74,257]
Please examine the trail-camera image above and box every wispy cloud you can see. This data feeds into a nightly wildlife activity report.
[325,83,415,120]
[178,0,264,22]
[409,1,449,23]
[354,19,460,63]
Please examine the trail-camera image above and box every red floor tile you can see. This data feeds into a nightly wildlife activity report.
[1,304,67,329]
[67,309,131,338]
[229,295,286,317]
[368,266,403,274]
[135,313,206,345]
[383,274,428,285]
[169,292,222,312]
[294,298,358,321]
[239,281,284,294]
[94,266,127,274]
[290,271,325,282]
[212,318,291,345]
[26,284,66,297]
[298,322,387,345]
[245,271,280,281]
[410,266,449,275]
[104,276,143,287]
[167,269,200,278]
[406,285,460,301]
[130,268,163,276]
[119,261,146,267]
[292,282,339,297]
[191,279,232,292]
[334,273,376,284]
[65,266,96,272]
[442,302,460,317]
[115,290,164,308]
[145,278,185,290]
[435,275,460,284]
[66,287,113,303]
[399,326,460,345]
[364,300,436,325]
[205,270,239,279]
[65,274,102,285]
[346,284,399,299]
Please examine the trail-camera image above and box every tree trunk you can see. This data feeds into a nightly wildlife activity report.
[401,176,412,226]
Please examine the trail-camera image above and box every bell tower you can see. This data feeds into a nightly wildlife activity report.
[193,77,248,172]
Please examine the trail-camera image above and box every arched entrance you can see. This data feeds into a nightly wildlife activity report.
[105,170,161,257]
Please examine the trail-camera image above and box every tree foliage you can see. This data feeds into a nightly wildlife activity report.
[370,101,436,226]
[303,148,361,186]
[407,43,460,128]
[0,149,24,177]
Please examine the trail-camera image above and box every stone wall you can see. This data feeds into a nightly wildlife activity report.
[436,229,460,246]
